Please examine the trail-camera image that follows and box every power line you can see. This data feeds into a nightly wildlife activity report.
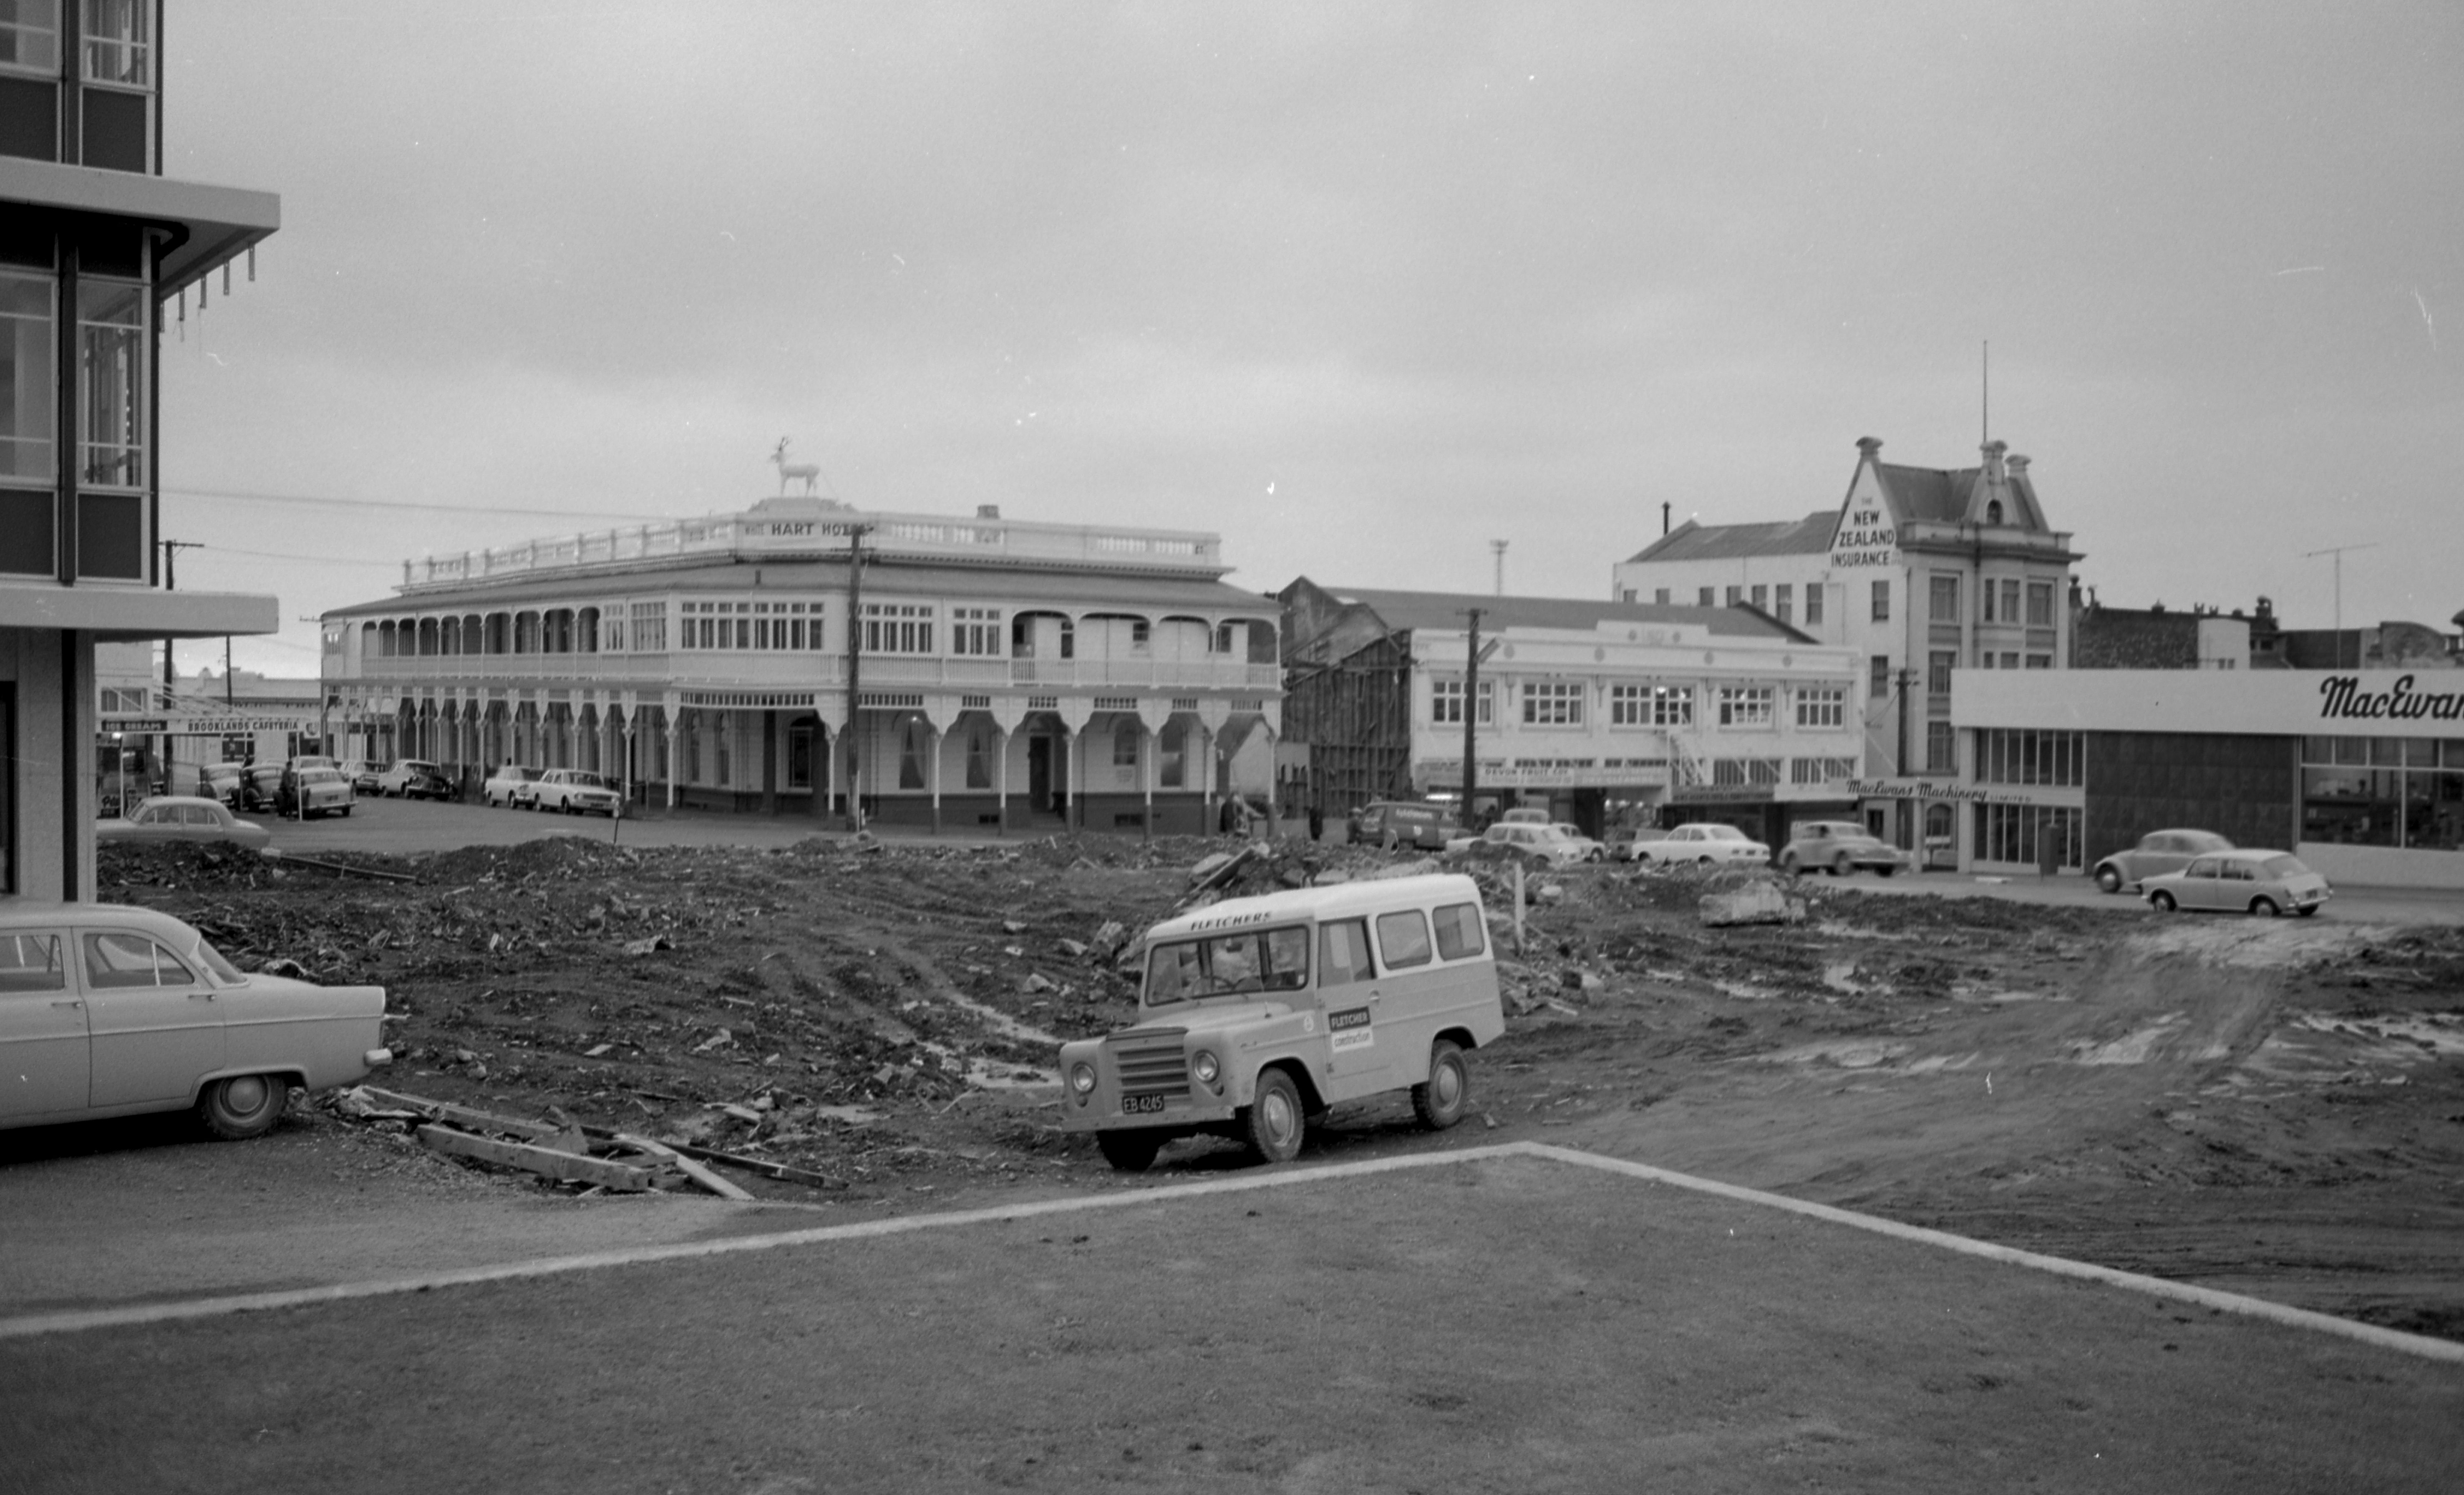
[190,543,398,567]
[160,484,674,523]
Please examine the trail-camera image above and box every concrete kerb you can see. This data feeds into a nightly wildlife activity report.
[6,1139,2459,1366]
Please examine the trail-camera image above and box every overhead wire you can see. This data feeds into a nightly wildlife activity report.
[160,484,674,524]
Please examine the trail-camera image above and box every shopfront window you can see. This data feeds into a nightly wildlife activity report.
[2303,736,2464,851]
[1975,802,2083,870]
[1975,729,2084,787]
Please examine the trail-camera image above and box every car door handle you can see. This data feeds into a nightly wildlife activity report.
[50,999,81,1009]
[188,992,215,1001]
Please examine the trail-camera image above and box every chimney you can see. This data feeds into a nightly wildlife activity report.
[2006,452,2030,477]
[976,504,1001,520]
[1855,436,1882,459]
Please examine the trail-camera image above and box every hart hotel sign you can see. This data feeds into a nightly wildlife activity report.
[1829,505,1897,569]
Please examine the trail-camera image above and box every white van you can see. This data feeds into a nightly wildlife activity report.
[1058,873,1507,1171]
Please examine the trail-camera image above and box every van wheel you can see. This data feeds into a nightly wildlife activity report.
[1245,1069,1305,1165]
[1097,1130,1164,1172]
[1413,1040,1471,1131]
[198,1074,288,1140]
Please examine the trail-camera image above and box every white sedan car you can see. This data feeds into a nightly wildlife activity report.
[533,768,623,816]
[2142,850,2331,918]
[0,903,392,1138]
[1625,823,1772,867]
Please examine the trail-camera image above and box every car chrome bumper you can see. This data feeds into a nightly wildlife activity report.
[365,1046,394,1067]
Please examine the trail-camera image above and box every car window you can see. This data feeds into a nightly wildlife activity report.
[129,805,161,824]
[1319,919,1373,988]
[1143,925,1308,1003]
[81,932,199,989]
[0,933,65,992]
[181,805,218,827]
[1433,902,1485,961]
[2183,857,2219,878]
[2222,862,2253,881]
[1375,910,1432,969]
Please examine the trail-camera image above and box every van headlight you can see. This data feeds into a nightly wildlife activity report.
[1070,1063,1096,1094]
[1193,1050,1219,1086]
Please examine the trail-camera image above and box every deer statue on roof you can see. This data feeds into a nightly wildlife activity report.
[770,438,821,497]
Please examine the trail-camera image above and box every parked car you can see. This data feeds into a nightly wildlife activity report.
[197,763,244,808]
[94,796,272,851]
[2142,850,2330,918]
[1496,807,1551,826]
[533,768,623,816]
[1350,800,1459,851]
[483,764,543,809]
[375,759,453,800]
[1454,821,1594,867]
[1058,872,1504,1170]
[1549,823,1607,862]
[1778,821,1909,877]
[2092,829,2235,894]
[1623,823,1771,867]
[239,764,285,813]
[0,903,392,1138]
[343,759,383,794]
[277,766,355,818]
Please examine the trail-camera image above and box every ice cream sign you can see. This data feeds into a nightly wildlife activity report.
[1829,505,1897,569]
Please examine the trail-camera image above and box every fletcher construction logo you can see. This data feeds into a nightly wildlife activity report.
[2318,674,2464,722]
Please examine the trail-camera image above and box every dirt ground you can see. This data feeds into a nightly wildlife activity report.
[89,833,2464,1344]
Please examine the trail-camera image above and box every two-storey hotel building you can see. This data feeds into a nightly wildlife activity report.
[319,497,1283,834]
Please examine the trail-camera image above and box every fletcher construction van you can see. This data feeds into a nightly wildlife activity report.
[1058,873,1507,1171]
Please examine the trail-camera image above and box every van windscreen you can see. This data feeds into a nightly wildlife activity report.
[1146,925,1310,1005]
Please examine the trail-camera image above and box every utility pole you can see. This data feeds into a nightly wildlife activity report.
[159,539,202,795]
[1460,608,1484,829]
[2301,543,2378,668]
[843,522,874,832]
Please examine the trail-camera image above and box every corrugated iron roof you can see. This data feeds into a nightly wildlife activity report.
[1621,511,1837,565]
[1306,585,1808,642]
[325,558,1276,620]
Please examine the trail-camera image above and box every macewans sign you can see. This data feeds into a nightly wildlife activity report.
[2318,674,2464,722]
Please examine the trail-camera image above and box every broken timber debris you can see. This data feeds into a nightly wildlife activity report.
[338,1084,834,1198]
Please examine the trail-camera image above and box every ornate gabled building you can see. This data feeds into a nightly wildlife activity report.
[2,1,279,897]
[319,497,1283,834]
[1610,437,2083,866]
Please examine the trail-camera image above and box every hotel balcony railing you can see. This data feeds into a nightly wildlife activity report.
[343,652,1281,692]
[401,508,1224,591]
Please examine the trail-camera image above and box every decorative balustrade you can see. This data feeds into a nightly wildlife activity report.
[349,652,1280,693]
[401,504,1225,592]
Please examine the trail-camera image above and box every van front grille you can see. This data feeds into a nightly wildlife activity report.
[1109,1029,1189,1098]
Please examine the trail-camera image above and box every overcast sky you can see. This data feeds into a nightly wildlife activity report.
[157,1,2461,676]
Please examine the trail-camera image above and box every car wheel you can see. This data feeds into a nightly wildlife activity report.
[2251,897,2280,918]
[1245,1068,1305,1165]
[1096,1129,1164,1173]
[2094,865,2124,894]
[341,806,351,817]
[198,1073,289,1140]
[1696,855,1713,867]
[1412,1040,1471,1131]
[2151,890,2177,913]
[1874,863,1896,877]
[1831,852,1853,877]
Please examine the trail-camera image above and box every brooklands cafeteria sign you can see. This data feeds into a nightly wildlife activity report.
[2318,674,2464,722]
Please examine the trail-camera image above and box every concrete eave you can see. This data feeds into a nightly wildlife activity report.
[0,583,278,640]
[0,156,280,299]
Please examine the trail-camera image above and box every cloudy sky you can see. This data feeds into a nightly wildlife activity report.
[158,1,2461,676]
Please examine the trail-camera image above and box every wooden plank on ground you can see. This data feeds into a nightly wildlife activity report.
[416,1126,654,1191]
[364,1087,567,1141]
[614,1134,756,1200]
